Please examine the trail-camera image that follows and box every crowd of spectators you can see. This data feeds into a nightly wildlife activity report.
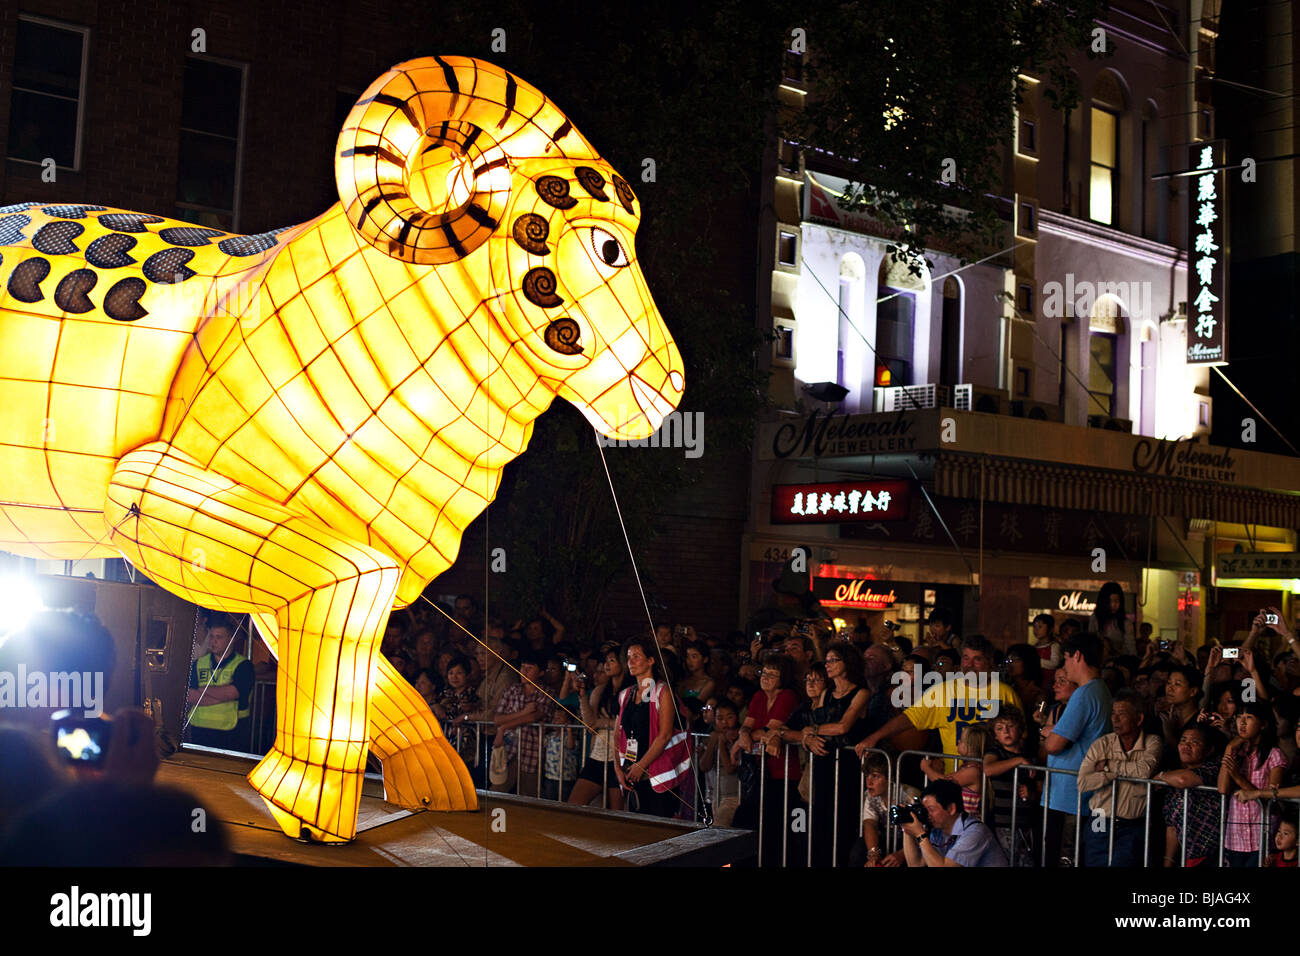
[384,587,1300,868]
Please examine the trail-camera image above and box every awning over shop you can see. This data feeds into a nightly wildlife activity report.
[933,452,1300,528]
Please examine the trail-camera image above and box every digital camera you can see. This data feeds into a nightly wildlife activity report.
[889,800,930,830]
[51,711,112,766]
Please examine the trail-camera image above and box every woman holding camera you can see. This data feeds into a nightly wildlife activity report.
[567,642,633,810]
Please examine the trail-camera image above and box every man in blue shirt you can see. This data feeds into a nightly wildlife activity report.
[1039,631,1111,866]
[901,779,1009,867]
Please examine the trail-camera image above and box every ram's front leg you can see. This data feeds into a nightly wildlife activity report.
[107,443,399,843]
[251,613,477,812]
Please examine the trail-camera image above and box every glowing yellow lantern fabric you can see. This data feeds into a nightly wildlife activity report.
[0,56,683,842]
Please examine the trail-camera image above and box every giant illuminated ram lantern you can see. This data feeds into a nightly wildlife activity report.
[0,56,683,842]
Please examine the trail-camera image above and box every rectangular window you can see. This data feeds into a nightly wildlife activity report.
[1198,402,1210,427]
[783,50,803,83]
[777,231,798,266]
[174,56,246,231]
[1088,332,1117,416]
[1018,118,1036,155]
[775,325,794,359]
[1018,201,1036,237]
[1016,283,1034,314]
[1196,109,1213,141]
[876,290,914,387]
[1015,366,1031,397]
[7,17,88,169]
[1089,107,1117,225]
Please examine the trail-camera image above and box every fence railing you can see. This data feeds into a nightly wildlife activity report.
[436,719,1299,868]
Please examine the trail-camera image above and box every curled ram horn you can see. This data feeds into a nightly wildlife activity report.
[335,56,598,264]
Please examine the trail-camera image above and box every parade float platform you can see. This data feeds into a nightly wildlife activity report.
[158,748,753,867]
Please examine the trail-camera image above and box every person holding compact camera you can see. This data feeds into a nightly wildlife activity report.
[898,779,1009,867]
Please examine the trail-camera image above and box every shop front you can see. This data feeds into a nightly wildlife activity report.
[743,407,1300,652]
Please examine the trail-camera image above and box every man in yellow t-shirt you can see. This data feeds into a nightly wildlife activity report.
[856,635,1022,770]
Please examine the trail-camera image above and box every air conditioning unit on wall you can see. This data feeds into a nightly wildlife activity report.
[1009,399,1064,422]
[1087,414,1134,432]
[967,385,1008,415]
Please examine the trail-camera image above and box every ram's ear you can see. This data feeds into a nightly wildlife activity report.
[335,56,599,265]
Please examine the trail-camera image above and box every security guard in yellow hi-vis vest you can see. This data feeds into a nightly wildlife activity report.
[187,618,254,750]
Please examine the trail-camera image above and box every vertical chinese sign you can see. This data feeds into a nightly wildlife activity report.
[1186,141,1228,365]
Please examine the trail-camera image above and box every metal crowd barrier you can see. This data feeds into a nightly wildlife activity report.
[1100,774,1227,868]
[429,713,1300,869]
[1009,762,1084,867]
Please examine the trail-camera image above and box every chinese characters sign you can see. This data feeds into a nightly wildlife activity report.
[1186,141,1228,365]
[1215,553,1300,578]
[771,479,911,524]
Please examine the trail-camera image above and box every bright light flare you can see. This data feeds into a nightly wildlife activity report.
[0,574,44,634]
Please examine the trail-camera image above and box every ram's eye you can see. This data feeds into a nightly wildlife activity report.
[588,227,629,268]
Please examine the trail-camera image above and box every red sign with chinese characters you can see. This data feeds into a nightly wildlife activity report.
[771,480,911,524]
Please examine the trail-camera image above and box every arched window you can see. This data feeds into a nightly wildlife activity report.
[838,253,866,408]
[940,276,962,387]
[875,255,924,387]
[1088,295,1126,417]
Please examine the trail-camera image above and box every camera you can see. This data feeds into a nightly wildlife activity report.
[889,800,930,830]
[883,619,900,631]
[564,660,578,672]
[1158,639,1172,651]
[1222,647,1239,660]
[52,711,111,766]
[1265,612,1280,626]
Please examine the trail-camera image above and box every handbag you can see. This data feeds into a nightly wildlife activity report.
[797,751,813,803]
[488,743,509,786]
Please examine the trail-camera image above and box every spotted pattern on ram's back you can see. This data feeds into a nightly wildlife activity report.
[142,248,197,284]
[96,213,165,233]
[0,215,33,247]
[103,277,148,321]
[85,234,139,269]
[54,269,99,314]
[8,257,50,303]
[217,232,281,257]
[32,221,85,256]
[41,205,107,219]
[157,227,225,247]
